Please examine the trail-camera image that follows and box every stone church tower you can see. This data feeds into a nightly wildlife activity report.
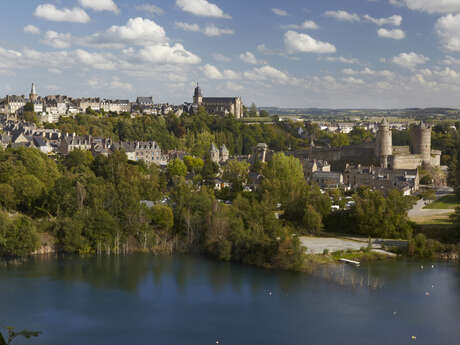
[29,83,38,102]
[193,83,202,106]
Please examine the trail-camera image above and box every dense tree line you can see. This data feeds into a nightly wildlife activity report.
[0,111,431,267]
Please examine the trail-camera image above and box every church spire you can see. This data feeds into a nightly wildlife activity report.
[29,82,38,102]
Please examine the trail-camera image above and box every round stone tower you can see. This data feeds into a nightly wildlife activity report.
[410,122,431,165]
[375,119,392,168]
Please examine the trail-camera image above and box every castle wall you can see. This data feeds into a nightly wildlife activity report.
[431,152,441,167]
[393,146,410,154]
[391,154,423,170]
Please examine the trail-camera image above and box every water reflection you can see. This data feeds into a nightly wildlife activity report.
[1,254,459,296]
[1,255,460,345]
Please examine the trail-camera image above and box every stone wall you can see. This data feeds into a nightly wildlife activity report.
[391,154,423,170]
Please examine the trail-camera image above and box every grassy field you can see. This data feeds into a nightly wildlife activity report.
[424,195,460,210]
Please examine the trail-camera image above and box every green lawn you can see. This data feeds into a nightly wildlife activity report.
[424,195,460,210]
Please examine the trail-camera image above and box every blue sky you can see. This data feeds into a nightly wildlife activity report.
[2,0,460,108]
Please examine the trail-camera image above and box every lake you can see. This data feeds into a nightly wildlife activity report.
[0,255,459,345]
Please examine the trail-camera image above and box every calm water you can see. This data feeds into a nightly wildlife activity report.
[0,255,459,345]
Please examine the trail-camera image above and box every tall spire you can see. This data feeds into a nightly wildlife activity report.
[30,82,38,102]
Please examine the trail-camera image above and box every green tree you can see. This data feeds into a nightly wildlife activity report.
[183,156,204,175]
[262,153,306,206]
[222,160,250,193]
[167,159,187,178]
[0,213,39,257]
[248,103,258,117]
[303,205,322,234]
[0,184,16,210]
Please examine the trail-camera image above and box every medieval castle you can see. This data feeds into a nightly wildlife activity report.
[307,119,441,171]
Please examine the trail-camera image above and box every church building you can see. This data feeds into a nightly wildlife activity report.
[192,84,243,119]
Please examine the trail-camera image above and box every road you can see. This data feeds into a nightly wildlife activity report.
[299,237,399,256]
[408,198,454,220]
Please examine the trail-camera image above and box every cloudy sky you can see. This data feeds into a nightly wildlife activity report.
[2,0,460,108]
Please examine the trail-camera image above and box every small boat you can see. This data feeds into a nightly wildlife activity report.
[339,258,360,266]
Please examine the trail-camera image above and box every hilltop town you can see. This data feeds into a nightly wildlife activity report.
[0,83,450,197]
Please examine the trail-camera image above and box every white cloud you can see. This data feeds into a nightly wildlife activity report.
[110,78,133,90]
[175,22,200,32]
[390,0,460,14]
[34,4,90,23]
[136,4,164,16]
[42,31,72,49]
[225,81,243,91]
[75,49,116,70]
[342,67,394,78]
[244,65,291,83]
[176,0,231,19]
[284,31,336,54]
[284,20,319,30]
[223,69,240,80]
[48,68,62,74]
[84,17,166,47]
[377,28,406,40]
[203,64,240,79]
[203,64,222,79]
[203,24,234,37]
[343,77,365,85]
[443,55,460,65]
[79,0,119,13]
[324,56,359,64]
[137,43,201,65]
[213,53,230,62]
[240,52,265,65]
[175,23,233,36]
[392,52,429,69]
[436,14,460,51]
[363,14,402,26]
[24,25,40,34]
[324,10,360,22]
[272,8,288,16]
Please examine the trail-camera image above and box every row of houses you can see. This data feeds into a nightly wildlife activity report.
[0,85,186,123]
[0,117,175,166]
[316,121,409,134]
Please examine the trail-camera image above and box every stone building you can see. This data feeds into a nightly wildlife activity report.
[210,143,230,164]
[344,164,419,195]
[193,84,243,119]
[311,171,343,189]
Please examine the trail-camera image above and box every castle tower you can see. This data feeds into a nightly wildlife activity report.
[193,83,203,106]
[375,119,392,168]
[410,122,431,165]
[29,83,38,102]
